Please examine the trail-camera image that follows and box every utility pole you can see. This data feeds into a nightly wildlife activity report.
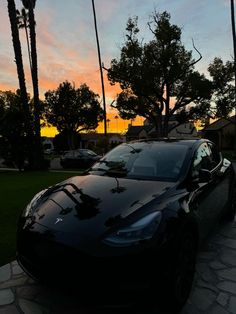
[230,0,236,156]
[91,0,107,135]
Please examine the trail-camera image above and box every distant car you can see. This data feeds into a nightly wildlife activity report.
[60,149,101,169]
[17,139,235,311]
[44,148,54,155]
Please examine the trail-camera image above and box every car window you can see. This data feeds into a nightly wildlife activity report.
[207,142,221,167]
[64,151,74,158]
[192,143,213,177]
[86,150,97,156]
[81,150,97,157]
[91,142,188,181]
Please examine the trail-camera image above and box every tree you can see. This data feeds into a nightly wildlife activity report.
[108,12,212,136]
[7,0,34,165]
[0,90,27,170]
[178,57,236,130]
[44,81,103,149]
[16,8,32,71]
[21,0,42,161]
[208,58,235,118]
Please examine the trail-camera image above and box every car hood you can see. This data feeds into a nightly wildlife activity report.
[31,174,175,238]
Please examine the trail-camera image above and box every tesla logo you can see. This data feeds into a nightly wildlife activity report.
[55,218,63,224]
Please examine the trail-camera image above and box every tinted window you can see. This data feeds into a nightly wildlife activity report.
[192,143,213,177]
[81,150,97,157]
[91,142,188,181]
[208,142,221,166]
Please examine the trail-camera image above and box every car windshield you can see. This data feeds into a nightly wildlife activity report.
[90,142,188,181]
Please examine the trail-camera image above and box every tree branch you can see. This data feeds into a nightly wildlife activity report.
[189,38,202,67]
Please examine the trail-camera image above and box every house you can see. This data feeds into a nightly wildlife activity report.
[203,116,236,150]
[126,125,153,141]
[126,116,197,141]
[80,133,126,150]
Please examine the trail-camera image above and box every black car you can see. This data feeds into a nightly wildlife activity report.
[60,149,101,169]
[17,139,235,311]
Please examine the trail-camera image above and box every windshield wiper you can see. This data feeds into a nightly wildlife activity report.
[105,168,127,177]
[90,167,107,172]
[90,167,128,178]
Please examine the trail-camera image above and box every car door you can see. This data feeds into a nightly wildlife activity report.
[188,142,224,242]
[207,142,232,216]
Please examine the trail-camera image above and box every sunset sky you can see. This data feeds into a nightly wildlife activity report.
[0,0,235,135]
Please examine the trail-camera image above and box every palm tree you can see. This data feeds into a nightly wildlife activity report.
[16,8,32,72]
[7,0,34,164]
[114,115,119,133]
[106,118,110,131]
[21,0,43,165]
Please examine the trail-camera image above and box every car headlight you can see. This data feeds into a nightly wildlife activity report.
[103,211,162,247]
[22,189,48,217]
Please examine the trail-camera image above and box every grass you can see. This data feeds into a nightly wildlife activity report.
[0,170,80,267]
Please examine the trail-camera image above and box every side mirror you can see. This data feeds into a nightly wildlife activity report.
[219,158,231,176]
[199,169,212,183]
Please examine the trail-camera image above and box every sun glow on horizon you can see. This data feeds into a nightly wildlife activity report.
[41,114,144,138]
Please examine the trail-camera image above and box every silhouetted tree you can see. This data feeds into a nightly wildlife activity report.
[21,0,43,165]
[0,90,27,170]
[208,58,235,117]
[44,81,103,149]
[184,57,235,126]
[7,0,34,166]
[16,8,32,71]
[108,11,212,136]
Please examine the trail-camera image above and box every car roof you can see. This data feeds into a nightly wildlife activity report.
[127,137,209,148]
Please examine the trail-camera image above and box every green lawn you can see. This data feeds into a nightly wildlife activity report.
[0,170,80,267]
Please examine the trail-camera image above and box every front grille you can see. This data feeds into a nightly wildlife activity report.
[17,227,153,286]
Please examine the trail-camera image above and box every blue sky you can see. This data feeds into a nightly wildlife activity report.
[0,0,234,103]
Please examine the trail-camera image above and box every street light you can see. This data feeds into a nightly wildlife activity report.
[91,0,107,135]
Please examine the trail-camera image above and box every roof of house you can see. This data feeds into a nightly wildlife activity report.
[81,133,124,140]
[126,125,153,136]
[204,116,236,131]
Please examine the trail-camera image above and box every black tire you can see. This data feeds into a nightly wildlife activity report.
[224,181,236,221]
[147,230,197,313]
[225,191,236,221]
[168,231,197,311]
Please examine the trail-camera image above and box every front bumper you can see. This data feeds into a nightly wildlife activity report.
[17,219,169,288]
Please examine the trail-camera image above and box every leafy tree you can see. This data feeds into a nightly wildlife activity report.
[176,57,235,129]
[53,130,81,152]
[44,81,103,149]
[208,58,235,118]
[108,12,212,136]
[0,90,26,169]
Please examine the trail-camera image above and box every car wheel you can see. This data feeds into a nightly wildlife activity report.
[150,230,197,312]
[147,230,197,312]
[169,231,197,310]
[225,186,236,221]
